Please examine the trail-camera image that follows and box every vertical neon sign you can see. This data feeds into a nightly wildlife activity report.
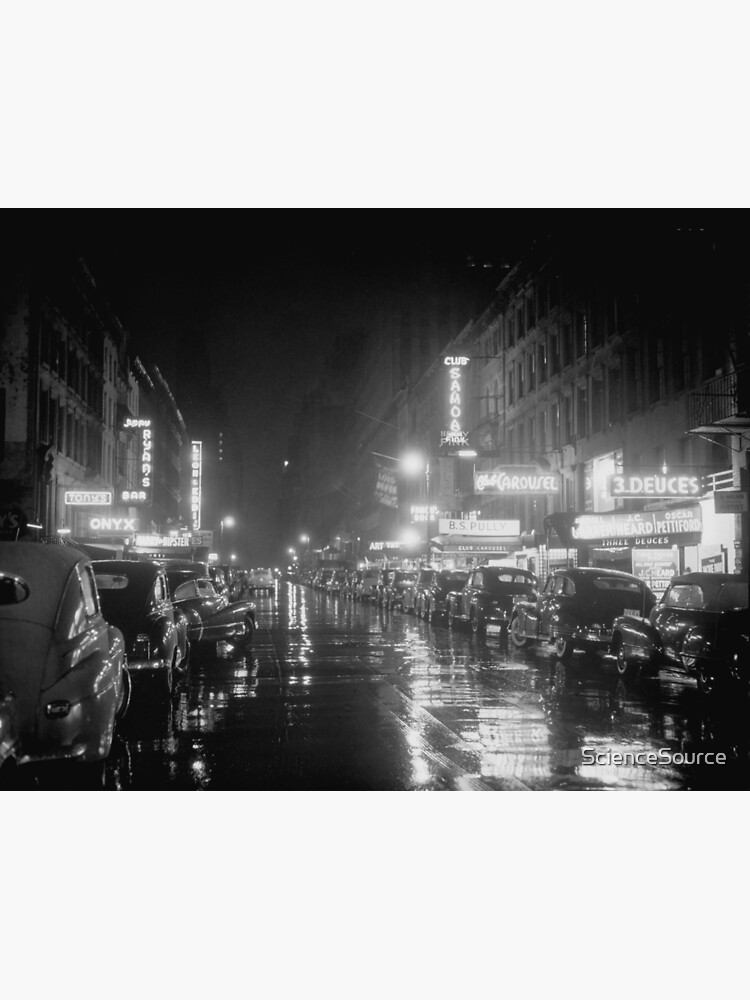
[440,355,470,447]
[191,440,202,530]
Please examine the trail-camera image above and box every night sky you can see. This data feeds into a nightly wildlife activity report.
[48,210,533,562]
[11,208,731,563]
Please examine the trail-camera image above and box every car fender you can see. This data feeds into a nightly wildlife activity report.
[511,602,537,638]
[611,614,664,664]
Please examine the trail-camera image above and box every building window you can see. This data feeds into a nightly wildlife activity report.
[592,376,604,433]
[561,322,572,368]
[577,383,588,438]
[538,341,547,383]
[549,402,559,448]
[575,311,588,357]
[626,347,640,414]
[517,361,524,399]
[507,370,515,406]
[516,306,524,342]
[527,351,536,391]
[608,365,623,426]
[526,296,535,331]
[549,331,560,376]
[537,279,547,321]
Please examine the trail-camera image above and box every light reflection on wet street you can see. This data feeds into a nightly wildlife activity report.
[108,582,750,790]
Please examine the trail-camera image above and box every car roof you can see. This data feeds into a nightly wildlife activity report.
[92,559,162,605]
[0,541,90,628]
[668,572,747,585]
[554,567,644,582]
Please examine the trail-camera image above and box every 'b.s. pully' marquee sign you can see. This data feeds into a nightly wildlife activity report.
[440,356,470,447]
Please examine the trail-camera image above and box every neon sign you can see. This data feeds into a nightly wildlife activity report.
[123,417,153,505]
[64,491,112,506]
[608,473,703,499]
[440,356,470,447]
[474,467,560,495]
[88,517,138,532]
[191,441,202,530]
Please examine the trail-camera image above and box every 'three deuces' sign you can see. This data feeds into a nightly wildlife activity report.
[439,518,521,537]
[608,472,704,499]
[571,505,703,544]
[474,467,560,495]
[123,417,153,505]
[440,356,470,448]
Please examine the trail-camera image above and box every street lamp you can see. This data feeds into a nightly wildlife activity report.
[220,515,235,557]
[401,451,432,561]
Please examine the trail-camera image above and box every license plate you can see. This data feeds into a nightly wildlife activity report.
[624,608,640,618]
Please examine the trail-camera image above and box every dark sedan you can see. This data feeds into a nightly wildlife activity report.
[93,560,189,697]
[511,567,656,663]
[448,566,539,635]
[0,541,128,787]
[417,570,469,623]
[163,562,256,649]
[610,572,748,681]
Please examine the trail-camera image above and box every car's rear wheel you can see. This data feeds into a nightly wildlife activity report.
[555,636,574,663]
[614,639,637,678]
[116,667,132,723]
[242,614,255,646]
[510,615,529,648]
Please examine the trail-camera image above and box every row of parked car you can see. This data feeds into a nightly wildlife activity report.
[300,561,749,700]
[0,540,262,787]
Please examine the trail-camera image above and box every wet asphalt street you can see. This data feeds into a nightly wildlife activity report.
[98,581,750,791]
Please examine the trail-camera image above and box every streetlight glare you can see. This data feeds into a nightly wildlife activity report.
[223,515,236,528]
[401,526,421,546]
[401,452,425,476]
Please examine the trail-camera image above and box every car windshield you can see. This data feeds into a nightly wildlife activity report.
[717,583,749,611]
[438,573,468,588]
[592,577,643,594]
[484,573,536,594]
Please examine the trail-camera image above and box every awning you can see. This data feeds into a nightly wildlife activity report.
[432,534,520,554]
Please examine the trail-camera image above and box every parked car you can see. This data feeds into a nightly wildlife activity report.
[163,562,257,648]
[402,568,434,615]
[314,568,335,591]
[510,566,656,663]
[93,560,189,697]
[354,568,381,602]
[341,570,359,600]
[247,567,275,593]
[217,564,244,600]
[374,568,392,606]
[326,569,348,595]
[682,606,750,698]
[0,541,128,787]
[417,569,469,623]
[447,566,539,635]
[610,572,749,681]
[383,569,418,611]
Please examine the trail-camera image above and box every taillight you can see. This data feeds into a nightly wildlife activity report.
[133,633,151,660]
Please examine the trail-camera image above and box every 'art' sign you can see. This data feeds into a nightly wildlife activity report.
[474,467,560,495]
[608,472,703,499]
[440,356,470,448]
